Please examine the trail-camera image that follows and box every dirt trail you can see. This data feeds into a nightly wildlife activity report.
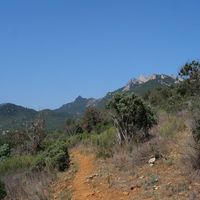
[71,150,96,199]
[52,129,200,200]
[71,150,131,200]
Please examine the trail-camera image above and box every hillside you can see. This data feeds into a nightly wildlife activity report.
[122,74,178,94]
[0,74,178,132]
[55,96,98,116]
[0,103,37,131]
[1,61,200,200]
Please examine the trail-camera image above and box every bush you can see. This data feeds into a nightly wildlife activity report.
[65,118,83,136]
[159,116,186,138]
[108,92,157,144]
[184,112,200,171]
[82,107,109,133]
[66,134,83,148]
[192,113,200,143]
[2,170,55,200]
[0,144,10,162]
[0,180,6,200]
[68,127,117,158]
[0,155,35,176]
[90,128,117,158]
[179,60,200,95]
[34,140,70,171]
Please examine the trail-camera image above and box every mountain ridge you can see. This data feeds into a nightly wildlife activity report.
[0,73,178,131]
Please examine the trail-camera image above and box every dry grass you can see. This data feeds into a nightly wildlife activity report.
[110,134,169,173]
[3,170,56,200]
[181,133,200,183]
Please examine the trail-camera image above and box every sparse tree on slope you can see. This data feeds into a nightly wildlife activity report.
[107,92,157,144]
[179,60,200,95]
[82,107,105,133]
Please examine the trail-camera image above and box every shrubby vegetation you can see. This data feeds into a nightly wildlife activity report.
[193,114,200,144]
[159,115,186,138]
[107,92,157,144]
[0,144,10,162]
[0,180,6,200]
[0,60,200,199]
[0,155,35,176]
[65,118,83,136]
[0,118,70,199]
[34,140,70,171]
[82,107,110,133]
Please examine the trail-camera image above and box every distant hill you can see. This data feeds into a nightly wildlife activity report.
[55,96,98,116]
[98,74,178,107]
[0,74,179,132]
[0,103,37,131]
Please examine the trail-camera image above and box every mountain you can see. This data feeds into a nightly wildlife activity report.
[0,103,37,131]
[0,74,178,132]
[55,96,98,116]
[122,74,177,94]
[98,74,178,107]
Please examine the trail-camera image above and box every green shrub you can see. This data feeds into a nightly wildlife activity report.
[82,107,110,133]
[192,112,200,143]
[108,92,157,143]
[66,134,84,148]
[0,180,6,200]
[0,155,35,176]
[0,144,10,162]
[89,128,117,158]
[34,140,70,171]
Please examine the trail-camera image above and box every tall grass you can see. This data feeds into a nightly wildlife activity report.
[3,170,55,200]
[0,155,35,176]
[66,127,117,158]
[159,115,186,138]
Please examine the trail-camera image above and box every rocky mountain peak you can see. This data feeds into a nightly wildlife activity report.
[74,95,85,102]
[123,74,176,92]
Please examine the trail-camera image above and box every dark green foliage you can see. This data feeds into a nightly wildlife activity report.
[145,83,196,113]
[108,92,157,143]
[0,144,10,162]
[0,103,37,132]
[192,113,200,143]
[179,60,200,95]
[0,118,47,155]
[142,61,200,113]
[0,155,35,176]
[179,60,200,81]
[90,128,117,159]
[34,140,70,171]
[129,75,176,95]
[0,130,29,149]
[82,107,109,133]
[65,118,83,136]
[2,118,47,155]
[0,180,6,200]
[28,118,46,155]
[146,87,173,107]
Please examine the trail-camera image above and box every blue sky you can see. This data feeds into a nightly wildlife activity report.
[0,0,199,109]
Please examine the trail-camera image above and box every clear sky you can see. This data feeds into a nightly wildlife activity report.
[0,0,199,109]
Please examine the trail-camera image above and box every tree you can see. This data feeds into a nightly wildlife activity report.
[179,60,200,95]
[25,118,46,155]
[0,144,10,161]
[82,107,106,133]
[192,111,200,144]
[0,180,6,200]
[65,118,83,136]
[107,92,157,144]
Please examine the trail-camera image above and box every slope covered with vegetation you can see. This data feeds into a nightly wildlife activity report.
[0,60,200,199]
[0,74,177,132]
